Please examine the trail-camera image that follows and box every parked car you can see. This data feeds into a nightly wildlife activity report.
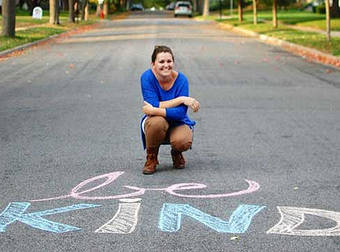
[174,1,192,17]
[130,3,144,11]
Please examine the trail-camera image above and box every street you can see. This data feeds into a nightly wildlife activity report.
[0,13,340,251]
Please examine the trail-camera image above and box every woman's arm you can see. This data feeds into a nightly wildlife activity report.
[160,96,200,112]
[159,97,185,108]
[143,101,166,117]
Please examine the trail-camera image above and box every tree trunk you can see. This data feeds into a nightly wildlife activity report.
[330,0,340,18]
[62,0,69,11]
[1,0,16,37]
[103,0,109,17]
[85,3,89,21]
[203,0,209,16]
[193,0,197,12]
[273,0,277,28]
[253,0,257,24]
[325,0,331,41]
[96,4,101,16]
[69,0,75,22]
[238,0,243,22]
[49,0,60,24]
[81,0,88,21]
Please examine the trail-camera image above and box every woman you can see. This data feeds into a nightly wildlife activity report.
[140,45,200,174]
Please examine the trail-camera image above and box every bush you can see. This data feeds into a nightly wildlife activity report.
[315,4,325,14]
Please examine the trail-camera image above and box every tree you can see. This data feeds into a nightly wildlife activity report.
[103,0,109,17]
[203,0,209,16]
[69,0,75,22]
[1,0,16,37]
[49,0,60,24]
[81,0,89,21]
[61,0,69,11]
[330,0,340,18]
[253,0,257,24]
[238,0,243,22]
[192,0,198,12]
[273,0,277,28]
[325,0,331,41]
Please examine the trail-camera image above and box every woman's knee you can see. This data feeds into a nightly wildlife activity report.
[171,138,192,152]
[145,116,169,135]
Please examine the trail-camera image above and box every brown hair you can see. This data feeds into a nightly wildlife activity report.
[151,45,174,63]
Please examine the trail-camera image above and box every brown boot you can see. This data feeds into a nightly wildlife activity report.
[143,147,159,175]
[171,149,185,169]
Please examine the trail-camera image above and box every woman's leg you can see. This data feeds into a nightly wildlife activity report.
[169,125,193,169]
[143,116,169,174]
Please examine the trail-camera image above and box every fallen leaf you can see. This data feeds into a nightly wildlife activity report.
[293,187,299,190]
[230,236,240,241]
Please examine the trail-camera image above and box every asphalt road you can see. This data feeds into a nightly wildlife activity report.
[0,12,340,252]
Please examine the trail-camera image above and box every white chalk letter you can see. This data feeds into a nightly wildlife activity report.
[267,206,340,236]
[95,198,141,234]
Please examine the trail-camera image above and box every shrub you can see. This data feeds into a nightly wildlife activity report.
[315,4,325,14]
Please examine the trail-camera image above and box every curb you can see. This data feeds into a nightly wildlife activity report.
[0,34,60,58]
[0,22,101,60]
[217,22,340,70]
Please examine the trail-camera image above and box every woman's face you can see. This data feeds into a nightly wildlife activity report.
[152,52,174,78]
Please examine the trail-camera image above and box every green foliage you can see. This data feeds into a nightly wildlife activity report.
[218,11,340,56]
[260,0,296,8]
[315,4,326,14]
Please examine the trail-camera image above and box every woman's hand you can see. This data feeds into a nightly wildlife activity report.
[183,97,200,112]
[143,101,155,116]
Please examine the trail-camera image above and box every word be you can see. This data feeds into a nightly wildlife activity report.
[30,171,260,202]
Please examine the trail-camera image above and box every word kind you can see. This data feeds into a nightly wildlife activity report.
[0,172,339,236]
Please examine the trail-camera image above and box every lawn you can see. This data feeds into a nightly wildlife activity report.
[0,27,66,51]
[221,9,340,31]
[0,9,99,52]
[209,9,340,56]
[240,22,340,56]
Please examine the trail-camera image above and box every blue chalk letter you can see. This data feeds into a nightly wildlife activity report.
[0,202,100,233]
[159,203,265,233]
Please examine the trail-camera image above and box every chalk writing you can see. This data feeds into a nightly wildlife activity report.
[95,198,141,234]
[159,203,265,233]
[266,206,340,236]
[31,171,260,202]
[0,202,100,233]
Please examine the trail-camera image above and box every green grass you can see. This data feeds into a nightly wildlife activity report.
[296,18,340,31]
[220,9,340,31]
[218,19,340,56]
[0,27,66,51]
[0,8,100,52]
[205,8,340,56]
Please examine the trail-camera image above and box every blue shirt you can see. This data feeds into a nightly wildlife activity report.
[140,69,196,149]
